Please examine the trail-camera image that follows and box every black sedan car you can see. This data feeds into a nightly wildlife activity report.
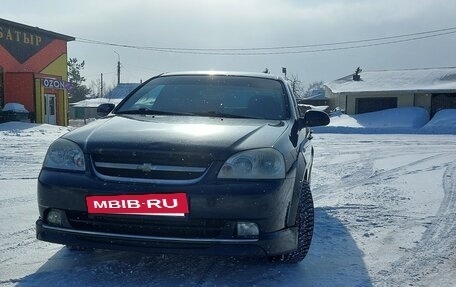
[36,71,329,263]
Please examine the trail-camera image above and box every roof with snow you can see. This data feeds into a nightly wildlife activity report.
[325,67,456,94]
[104,83,140,99]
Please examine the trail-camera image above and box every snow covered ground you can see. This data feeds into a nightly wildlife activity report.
[315,107,456,134]
[1,122,456,286]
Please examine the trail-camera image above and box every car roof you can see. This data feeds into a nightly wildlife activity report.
[160,71,285,81]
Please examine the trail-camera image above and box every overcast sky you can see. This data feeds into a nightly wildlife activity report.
[2,0,456,90]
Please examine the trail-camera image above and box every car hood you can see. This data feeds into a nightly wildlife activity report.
[64,115,289,160]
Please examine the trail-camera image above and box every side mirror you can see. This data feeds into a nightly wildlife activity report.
[97,103,116,117]
[300,110,330,128]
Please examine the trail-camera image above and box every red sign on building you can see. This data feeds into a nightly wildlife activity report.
[0,18,74,126]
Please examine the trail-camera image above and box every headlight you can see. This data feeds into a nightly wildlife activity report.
[218,148,285,179]
[43,138,85,171]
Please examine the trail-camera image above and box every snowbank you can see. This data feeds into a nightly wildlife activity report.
[421,109,456,134]
[314,107,434,134]
[0,121,69,135]
[336,107,429,128]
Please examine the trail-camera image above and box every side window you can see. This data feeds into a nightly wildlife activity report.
[286,82,300,117]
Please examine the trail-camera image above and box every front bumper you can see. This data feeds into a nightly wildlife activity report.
[36,219,297,256]
[37,167,299,256]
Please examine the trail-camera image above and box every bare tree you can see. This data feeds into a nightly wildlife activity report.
[90,79,115,98]
[104,82,114,98]
[288,74,304,98]
[89,80,101,98]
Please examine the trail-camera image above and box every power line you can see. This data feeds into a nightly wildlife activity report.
[227,31,456,56]
[75,26,456,56]
[77,26,456,51]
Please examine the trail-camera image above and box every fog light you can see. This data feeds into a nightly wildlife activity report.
[237,222,259,237]
[46,209,64,226]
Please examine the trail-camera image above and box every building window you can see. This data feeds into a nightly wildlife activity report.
[356,97,397,114]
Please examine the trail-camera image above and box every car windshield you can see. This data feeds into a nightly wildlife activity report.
[115,75,290,120]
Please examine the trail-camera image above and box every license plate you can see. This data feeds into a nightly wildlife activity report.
[86,193,189,216]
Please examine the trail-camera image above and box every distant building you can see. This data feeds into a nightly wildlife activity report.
[69,83,140,119]
[298,87,329,106]
[0,18,74,125]
[325,67,456,116]
[296,87,329,114]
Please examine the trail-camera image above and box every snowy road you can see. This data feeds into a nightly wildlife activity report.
[1,125,455,286]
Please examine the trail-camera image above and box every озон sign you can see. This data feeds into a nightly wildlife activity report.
[42,78,65,90]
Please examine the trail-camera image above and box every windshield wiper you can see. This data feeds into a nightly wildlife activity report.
[117,109,265,119]
[116,108,194,116]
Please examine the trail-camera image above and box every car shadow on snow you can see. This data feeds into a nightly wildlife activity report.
[17,208,371,287]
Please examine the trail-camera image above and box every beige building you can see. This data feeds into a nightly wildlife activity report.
[325,67,456,116]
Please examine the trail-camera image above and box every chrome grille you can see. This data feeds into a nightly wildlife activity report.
[91,151,211,183]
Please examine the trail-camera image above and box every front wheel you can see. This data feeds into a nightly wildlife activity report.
[269,180,314,263]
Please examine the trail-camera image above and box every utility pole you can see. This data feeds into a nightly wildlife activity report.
[100,73,103,98]
[114,51,121,85]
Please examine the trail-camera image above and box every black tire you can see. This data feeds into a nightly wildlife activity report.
[269,180,314,263]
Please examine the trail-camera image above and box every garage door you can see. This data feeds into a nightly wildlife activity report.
[356,97,397,114]
[431,93,456,117]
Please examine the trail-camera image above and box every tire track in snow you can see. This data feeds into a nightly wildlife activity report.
[0,239,38,265]
[0,195,34,208]
[384,161,456,286]
[314,153,449,202]
[0,227,37,263]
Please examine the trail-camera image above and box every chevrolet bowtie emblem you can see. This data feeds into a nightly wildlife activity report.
[137,163,154,172]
